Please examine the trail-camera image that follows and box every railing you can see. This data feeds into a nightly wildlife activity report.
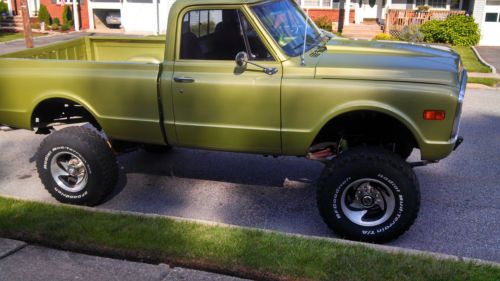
[385,9,465,33]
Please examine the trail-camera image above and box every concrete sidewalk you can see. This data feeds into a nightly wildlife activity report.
[0,238,248,281]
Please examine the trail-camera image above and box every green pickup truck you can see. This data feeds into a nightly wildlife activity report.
[0,0,466,242]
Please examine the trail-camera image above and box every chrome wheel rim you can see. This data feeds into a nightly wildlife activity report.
[50,151,88,193]
[340,178,395,227]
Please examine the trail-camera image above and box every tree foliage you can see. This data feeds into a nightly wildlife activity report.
[38,4,51,25]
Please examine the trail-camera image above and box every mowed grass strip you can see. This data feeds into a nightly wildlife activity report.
[0,197,498,281]
[468,77,500,87]
[0,32,45,43]
[452,46,492,73]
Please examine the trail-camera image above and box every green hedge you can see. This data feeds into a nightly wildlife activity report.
[0,0,9,15]
[62,5,73,26]
[420,15,480,46]
[313,16,332,31]
[38,4,51,25]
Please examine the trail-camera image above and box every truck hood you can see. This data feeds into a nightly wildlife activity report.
[314,39,461,86]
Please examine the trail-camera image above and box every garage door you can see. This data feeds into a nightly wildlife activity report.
[481,0,500,46]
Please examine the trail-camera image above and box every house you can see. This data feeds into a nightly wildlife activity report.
[298,0,500,45]
[6,0,88,30]
[85,0,176,34]
[5,0,39,17]
[4,0,499,45]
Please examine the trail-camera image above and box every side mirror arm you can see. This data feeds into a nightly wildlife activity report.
[235,51,278,76]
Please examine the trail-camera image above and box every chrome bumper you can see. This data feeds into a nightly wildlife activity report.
[451,69,467,139]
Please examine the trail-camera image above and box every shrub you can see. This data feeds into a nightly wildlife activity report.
[421,15,480,46]
[38,4,51,25]
[313,16,332,31]
[50,23,58,30]
[60,23,70,32]
[0,0,9,16]
[31,22,41,29]
[419,20,442,42]
[62,5,72,26]
[53,17,60,26]
[373,33,394,40]
[399,25,424,42]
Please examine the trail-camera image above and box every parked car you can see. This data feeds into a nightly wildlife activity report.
[105,11,121,26]
[0,0,466,243]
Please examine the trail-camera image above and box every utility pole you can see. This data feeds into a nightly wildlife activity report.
[20,0,34,48]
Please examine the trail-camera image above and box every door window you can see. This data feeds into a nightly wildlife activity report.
[179,9,271,60]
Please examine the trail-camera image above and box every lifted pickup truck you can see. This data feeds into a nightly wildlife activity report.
[0,0,466,242]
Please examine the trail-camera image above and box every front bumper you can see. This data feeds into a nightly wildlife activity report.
[451,70,467,139]
[453,136,464,150]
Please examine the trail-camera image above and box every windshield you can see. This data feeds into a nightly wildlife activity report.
[252,0,322,57]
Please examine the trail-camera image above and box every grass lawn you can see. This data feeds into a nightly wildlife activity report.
[0,32,44,43]
[468,77,500,87]
[452,46,492,73]
[0,196,498,281]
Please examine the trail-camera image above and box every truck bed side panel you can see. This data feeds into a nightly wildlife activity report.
[0,59,165,144]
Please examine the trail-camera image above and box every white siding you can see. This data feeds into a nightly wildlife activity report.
[472,0,486,27]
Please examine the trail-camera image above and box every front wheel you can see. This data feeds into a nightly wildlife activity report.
[36,126,118,206]
[317,147,420,243]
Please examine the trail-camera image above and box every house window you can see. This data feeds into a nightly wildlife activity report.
[415,0,425,6]
[427,0,446,8]
[450,0,460,9]
[485,13,499,22]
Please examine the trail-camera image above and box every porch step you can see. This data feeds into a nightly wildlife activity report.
[342,23,382,40]
[0,16,25,28]
[0,21,24,28]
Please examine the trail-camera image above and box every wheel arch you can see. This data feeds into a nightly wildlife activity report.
[30,94,102,132]
[309,103,424,151]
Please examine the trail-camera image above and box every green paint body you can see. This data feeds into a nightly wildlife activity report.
[0,0,466,160]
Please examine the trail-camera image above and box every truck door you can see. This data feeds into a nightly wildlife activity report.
[171,8,282,154]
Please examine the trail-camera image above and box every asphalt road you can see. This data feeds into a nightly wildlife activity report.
[0,88,499,262]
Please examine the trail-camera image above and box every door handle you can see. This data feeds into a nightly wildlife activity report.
[174,77,195,83]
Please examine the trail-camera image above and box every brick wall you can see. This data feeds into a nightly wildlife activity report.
[39,0,89,29]
[307,9,355,23]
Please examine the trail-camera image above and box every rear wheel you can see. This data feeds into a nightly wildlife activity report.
[317,146,420,243]
[36,126,118,206]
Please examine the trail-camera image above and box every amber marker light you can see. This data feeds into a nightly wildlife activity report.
[423,110,446,120]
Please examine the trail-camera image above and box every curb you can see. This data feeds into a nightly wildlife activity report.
[1,194,499,268]
[472,46,497,74]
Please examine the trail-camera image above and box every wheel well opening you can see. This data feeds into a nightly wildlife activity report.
[311,110,419,155]
[31,98,101,133]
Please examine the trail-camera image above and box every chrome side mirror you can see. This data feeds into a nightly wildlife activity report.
[235,51,278,76]
[235,52,248,68]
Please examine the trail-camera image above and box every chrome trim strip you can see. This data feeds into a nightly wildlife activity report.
[451,70,467,139]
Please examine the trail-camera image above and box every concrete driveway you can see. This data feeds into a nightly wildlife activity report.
[475,47,500,72]
[0,88,499,263]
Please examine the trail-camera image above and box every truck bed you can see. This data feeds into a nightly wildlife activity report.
[0,37,165,63]
[0,36,167,144]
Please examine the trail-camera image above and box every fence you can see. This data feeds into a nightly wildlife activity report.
[384,9,465,35]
